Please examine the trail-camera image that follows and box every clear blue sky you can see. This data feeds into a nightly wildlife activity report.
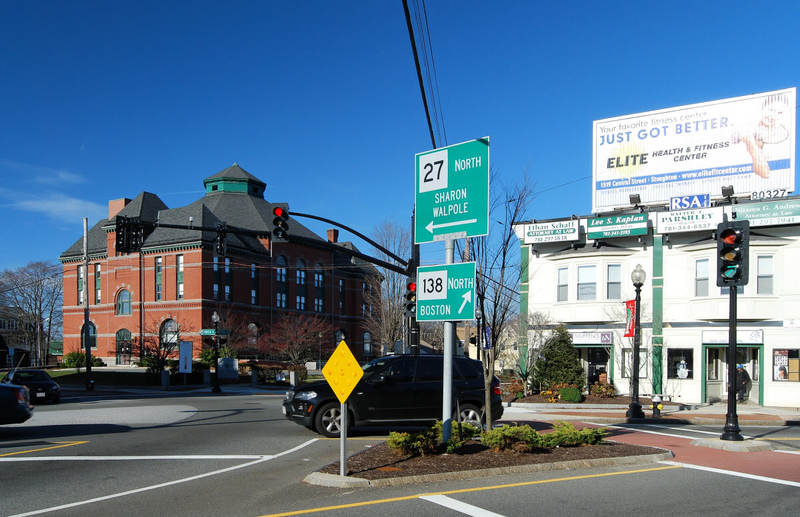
[1,1,798,272]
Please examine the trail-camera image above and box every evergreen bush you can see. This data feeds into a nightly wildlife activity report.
[559,386,583,403]
[531,326,586,390]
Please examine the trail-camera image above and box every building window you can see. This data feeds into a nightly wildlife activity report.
[667,348,694,379]
[338,279,345,314]
[116,290,132,315]
[276,256,287,283]
[315,270,324,288]
[607,264,621,300]
[695,259,709,297]
[155,256,163,301]
[115,329,132,363]
[297,261,306,287]
[160,319,178,349]
[577,265,596,301]
[81,322,97,350]
[225,284,231,302]
[250,263,258,305]
[213,283,219,301]
[363,332,371,355]
[176,255,184,300]
[213,256,218,272]
[251,289,257,305]
[77,265,85,305]
[757,255,774,295]
[621,348,648,378]
[557,267,568,302]
[315,298,324,312]
[297,295,306,311]
[276,292,286,308]
[773,349,799,381]
[94,263,102,304]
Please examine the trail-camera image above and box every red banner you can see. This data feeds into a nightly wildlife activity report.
[624,300,636,337]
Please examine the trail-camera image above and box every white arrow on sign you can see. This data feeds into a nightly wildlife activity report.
[425,218,478,234]
[458,290,472,315]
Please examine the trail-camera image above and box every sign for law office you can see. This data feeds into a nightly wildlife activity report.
[523,220,579,244]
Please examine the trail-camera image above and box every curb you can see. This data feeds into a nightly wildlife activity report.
[303,449,674,489]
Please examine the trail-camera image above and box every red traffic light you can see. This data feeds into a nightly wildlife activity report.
[720,228,740,245]
[273,206,287,218]
[407,281,416,292]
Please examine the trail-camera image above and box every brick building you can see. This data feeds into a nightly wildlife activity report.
[59,164,378,366]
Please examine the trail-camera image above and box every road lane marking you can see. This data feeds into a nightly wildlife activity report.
[0,454,267,461]
[6,439,318,517]
[420,494,505,516]
[257,465,681,517]
[0,441,88,457]
[660,460,800,487]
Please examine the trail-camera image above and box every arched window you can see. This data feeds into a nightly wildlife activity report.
[116,329,132,364]
[276,256,287,284]
[363,332,371,355]
[81,322,97,350]
[160,319,178,349]
[116,290,132,315]
[335,330,346,345]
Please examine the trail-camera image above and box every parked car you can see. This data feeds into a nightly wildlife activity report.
[283,355,504,437]
[0,370,61,404]
[0,383,33,424]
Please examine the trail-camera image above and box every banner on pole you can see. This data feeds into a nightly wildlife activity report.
[624,300,636,337]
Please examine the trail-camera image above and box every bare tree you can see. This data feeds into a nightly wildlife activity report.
[131,313,196,373]
[516,311,552,395]
[260,313,332,365]
[363,216,411,353]
[0,261,63,366]
[461,167,536,429]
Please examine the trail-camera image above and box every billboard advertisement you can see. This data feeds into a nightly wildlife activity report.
[593,88,796,212]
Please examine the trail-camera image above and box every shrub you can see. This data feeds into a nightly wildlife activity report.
[63,351,85,369]
[432,420,481,452]
[559,386,583,403]
[541,421,608,447]
[531,326,586,390]
[387,429,438,456]
[482,424,544,452]
[506,378,525,399]
[590,381,616,398]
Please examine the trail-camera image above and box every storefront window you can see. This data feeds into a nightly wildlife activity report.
[621,348,648,378]
[773,349,799,381]
[667,348,693,379]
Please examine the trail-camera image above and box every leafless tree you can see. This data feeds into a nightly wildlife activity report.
[0,261,63,366]
[260,313,332,365]
[363,216,411,353]
[131,313,196,373]
[516,311,552,395]
[460,167,536,429]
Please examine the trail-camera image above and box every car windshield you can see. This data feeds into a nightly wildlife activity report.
[361,357,395,376]
[15,371,52,382]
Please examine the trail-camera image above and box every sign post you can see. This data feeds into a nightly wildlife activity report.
[321,341,363,477]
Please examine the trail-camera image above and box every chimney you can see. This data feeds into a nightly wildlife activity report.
[327,229,339,243]
[109,198,131,219]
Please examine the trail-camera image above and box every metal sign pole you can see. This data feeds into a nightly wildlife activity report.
[339,402,348,477]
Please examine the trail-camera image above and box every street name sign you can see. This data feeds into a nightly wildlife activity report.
[415,137,490,244]
[200,329,216,336]
[416,262,476,321]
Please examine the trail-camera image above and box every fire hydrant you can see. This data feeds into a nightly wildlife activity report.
[651,395,662,417]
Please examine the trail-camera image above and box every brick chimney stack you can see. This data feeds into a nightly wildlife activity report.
[109,198,131,219]
[327,229,339,243]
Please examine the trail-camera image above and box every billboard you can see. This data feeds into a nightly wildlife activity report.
[593,88,796,212]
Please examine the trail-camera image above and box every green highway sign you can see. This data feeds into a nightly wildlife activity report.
[200,329,216,336]
[415,138,490,244]
[416,262,476,322]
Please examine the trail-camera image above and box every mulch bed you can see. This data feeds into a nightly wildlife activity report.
[504,394,681,405]
[319,440,667,481]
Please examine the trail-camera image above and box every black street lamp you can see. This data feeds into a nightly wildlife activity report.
[626,264,646,419]
[211,311,222,393]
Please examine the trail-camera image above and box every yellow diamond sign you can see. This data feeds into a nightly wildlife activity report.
[322,340,364,403]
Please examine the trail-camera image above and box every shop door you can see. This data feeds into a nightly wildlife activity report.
[737,347,760,404]
[587,348,609,385]
[705,347,724,402]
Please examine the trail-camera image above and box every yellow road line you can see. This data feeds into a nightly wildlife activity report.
[258,465,682,517]
[0,441,89,457]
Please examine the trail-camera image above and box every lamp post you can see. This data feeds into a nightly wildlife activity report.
[211,311,221,393]
[626,264,646,419]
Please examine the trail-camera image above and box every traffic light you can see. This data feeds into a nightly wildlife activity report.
[716,220,749,287]
[215,222,227,257]
[404,258,417,318]
[115,216,131,254]
[272,206,289,238]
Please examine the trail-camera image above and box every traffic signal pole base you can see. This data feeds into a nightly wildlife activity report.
[625,403,645,419]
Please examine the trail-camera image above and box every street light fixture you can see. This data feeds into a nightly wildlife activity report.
[211,311,222,393]
[627,264,646,419]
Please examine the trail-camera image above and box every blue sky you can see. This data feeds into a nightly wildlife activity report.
[1,1,798,272]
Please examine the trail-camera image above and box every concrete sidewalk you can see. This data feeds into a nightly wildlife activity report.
[503,399,800,426]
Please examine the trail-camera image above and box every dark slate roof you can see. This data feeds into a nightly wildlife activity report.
[204,163,266,188]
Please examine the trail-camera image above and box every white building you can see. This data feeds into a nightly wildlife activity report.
[516,197,800,407]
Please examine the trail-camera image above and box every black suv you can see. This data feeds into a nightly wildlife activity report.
[282,355,504,437]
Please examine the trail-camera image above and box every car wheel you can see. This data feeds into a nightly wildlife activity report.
[458,404,483,428]
[314,402,349,438]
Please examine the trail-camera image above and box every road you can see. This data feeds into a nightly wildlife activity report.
[1,391,799,516]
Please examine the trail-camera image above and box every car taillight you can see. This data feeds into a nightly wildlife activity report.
[14,387,28,404]
[492,386,502,396]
